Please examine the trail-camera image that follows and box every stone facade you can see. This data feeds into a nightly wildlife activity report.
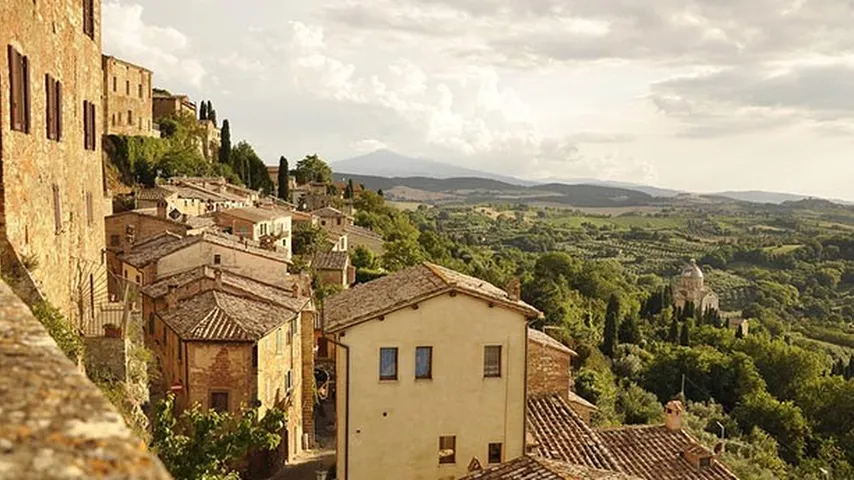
[673,259,719,313]
[0,0,108,320]
[102,55,154,137]
[152,92,196,120]
[527,329,574,400]
[199,119,220,161]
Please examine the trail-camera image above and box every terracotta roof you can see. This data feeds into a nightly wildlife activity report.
[528,394,620,471]
[567,391,598,411]
[135,186,177,201]
[219,206,290,223]
[120,231,290,267]
[313,251,350,271]
[142,266,311,312]
[343,224,383,240]
[461,456,640,480]
[312,206,352,218]
[323,263,541,332]
[183,214,217,230]
[528,394,739,480]
[290,210,316,222]
[529,328,577,356]
[597,426,737,480]
[160,290,297,341]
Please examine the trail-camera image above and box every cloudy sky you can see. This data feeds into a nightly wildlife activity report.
[103,0,854,199]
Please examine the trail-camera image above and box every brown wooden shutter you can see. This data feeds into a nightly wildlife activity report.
[45,75,53,139]
[86,191,93,226]
[22,55,30,134]
[8,46,20,131]
[89,102,96,149]
[82,101,89,149]
[83,0,94,38]
[52,184,61,233]
[55,80,62,140]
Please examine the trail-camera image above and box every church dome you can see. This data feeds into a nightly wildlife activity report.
[682,259,704,279]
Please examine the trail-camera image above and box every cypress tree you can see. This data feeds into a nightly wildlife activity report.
[209,107,217,127]
[277,156,289,201]
[602,294,620,357]
[199,100,208,120]
[377,189,384,197]
[347,178,355,199]
[847,355,854,380]
[667,317,679,343]
[618,315,641,345]
[219,120,231,165]
[680,319,692,346]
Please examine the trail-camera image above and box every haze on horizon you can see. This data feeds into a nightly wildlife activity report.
[102,0,854,200]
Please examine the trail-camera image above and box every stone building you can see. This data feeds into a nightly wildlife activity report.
[215,206,293,259]
[673,259,719,313]
[139,266,314,465]
[102,55,154,137]
[152,91,196,120]
[135,182,251,217]
[323,263,542,479]
[199,118,220,161]
[0,0,108,319]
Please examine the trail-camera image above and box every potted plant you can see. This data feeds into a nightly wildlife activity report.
[103,323,122,338]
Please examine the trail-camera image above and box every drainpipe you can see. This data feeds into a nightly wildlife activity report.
[324,334,350,480]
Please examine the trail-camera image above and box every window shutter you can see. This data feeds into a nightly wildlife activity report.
[45,75,53,139]
[52,184,61,233]
[89,102,96,149]
[8,46,19,131]
[55,80,62,140]
[82,101,89,149]
[22,55,30,134]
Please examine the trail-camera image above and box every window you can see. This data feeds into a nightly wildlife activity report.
[177,339,182,360]
[439,436,456,464]
[51,184,61,233]
[484,345,502,378]
[276,328,283,354]
[415,346,432,379]
[8,46,30,133]
[252,345,258,367]
[136,274,141,285]
[83,0,95,38]
[112,76,117,92]
[379,347,398,380]
[127,109,132,125]
[110,234,120,246]
[111,113,116,126]
[213,254,221,265]
[285,370,293,393]
[162,324,166,344]
[83,100,96,150]
[488,443,502,464]
[138,83,143,98]
[210,391,229,412]
[45,75,62,141]
[85,191,93,227]
[148,313,154,335]
[125,80,130,95]
[318,337,329,358]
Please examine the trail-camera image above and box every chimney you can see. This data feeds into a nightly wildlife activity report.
[505,278,521,301]
[291,283,300,297]
[156,199,168,218]
[166,284,178,309]
[214,269,223,288]
[664,400,684,431]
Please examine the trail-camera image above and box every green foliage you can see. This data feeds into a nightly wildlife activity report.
[616,382,663,424]
[277,156,289,201]
[292,222,327,257]
[32,301,83,363]
[350,246,378,270]
[294,154,332,185]
[219,119,232,165]
[151,395,286,480]
[679,319,692,346]
[230,142,273,193]
[734,336,827,401]
[618,314,641,345]
[602,294,620,357]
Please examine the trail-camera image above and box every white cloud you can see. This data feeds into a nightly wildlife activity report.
[351,138,389,152]
[102,1,206,87]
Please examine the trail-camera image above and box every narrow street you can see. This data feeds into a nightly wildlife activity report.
[271,396,336,480]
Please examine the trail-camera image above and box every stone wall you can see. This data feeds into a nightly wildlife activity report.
[83,336,128,381]
[527,337,572,400]
[102,55,154,137]
[0,0,108,320]
[0,279,171,478]
[301,309,316,448]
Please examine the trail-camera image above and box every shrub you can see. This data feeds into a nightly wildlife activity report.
[31,301,83,363]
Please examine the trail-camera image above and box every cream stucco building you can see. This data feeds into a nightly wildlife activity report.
[323,263,541,480]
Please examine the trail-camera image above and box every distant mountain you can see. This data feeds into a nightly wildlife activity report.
[537,177,684,198]
[713,190,814,205]
[331,150,534,186]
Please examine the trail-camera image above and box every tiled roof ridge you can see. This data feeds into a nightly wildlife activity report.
[209,290,255,338]
[422,261,453,285]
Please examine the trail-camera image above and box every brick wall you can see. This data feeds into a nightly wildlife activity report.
[527,338,572,400]
[102,56,154,137]
[0,0,107,319]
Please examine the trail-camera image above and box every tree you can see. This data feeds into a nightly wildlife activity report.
[667,316,680,343]
[377,189,384,197]
[733,391,811,463]
[617,382,663,424]
[230,141,273,193]
[199,100,208,120]
[602,294,620,357]
[351,245,377,270]
[680,319,692,346]
[151,395,286,480]
[618,315,641,345]
[219,119,232,165]
[294,154,332,185]
[209,107,217,127]
[277,156,289,201]
[292,222,327,257]
[345,178,355,199]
